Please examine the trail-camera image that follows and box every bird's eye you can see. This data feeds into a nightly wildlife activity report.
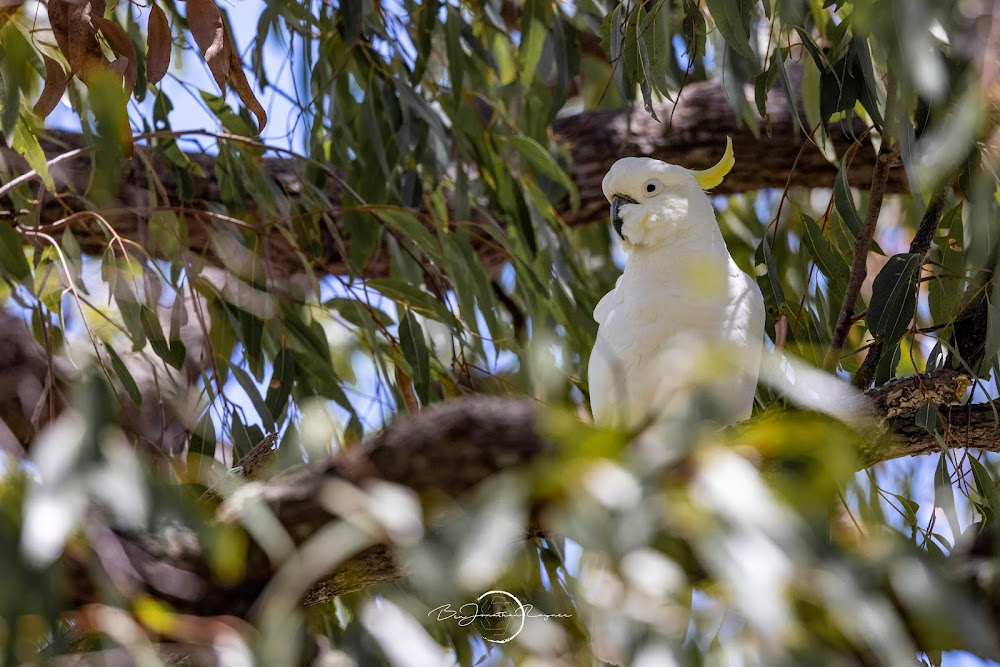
[643,180,661,196]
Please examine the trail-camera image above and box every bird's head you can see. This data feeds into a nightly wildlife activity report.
[601,138,734,249]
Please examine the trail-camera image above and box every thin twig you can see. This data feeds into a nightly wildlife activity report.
[823,78,900,372]
[908,188,949,258]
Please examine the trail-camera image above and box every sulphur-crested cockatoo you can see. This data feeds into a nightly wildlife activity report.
[588,140,765,427]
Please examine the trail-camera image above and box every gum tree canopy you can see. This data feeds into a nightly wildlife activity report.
[2,0,1000,664]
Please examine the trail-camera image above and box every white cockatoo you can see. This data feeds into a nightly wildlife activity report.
[588,140,766,427]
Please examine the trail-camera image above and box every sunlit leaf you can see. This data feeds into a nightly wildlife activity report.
[704,0,755,60]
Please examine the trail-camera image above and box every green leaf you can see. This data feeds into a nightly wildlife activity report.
[885,490,920,527]
[928,204,966,326]
[61,227,82,263]
[413,0,439,81]
[13,114,54,191]
[366,278,454,323]
[375,208,438,254]
[33,262,62,310]
[635,10,655,120]
[234,305,265,379]
[0,221,29,281]
[231,411,264,464]
[148,211,186,261]
[754,237,785,319]
[969,456,1000,518]
[495,170,537,255]
[820,53,861,123]
[638,0,675,98]
[187,410,217,469]
[445,8,464,107]
[980,303,1000,369]
[608,4,627,100]
[103,341,142,408]
[934,452,961,541]
[518,0,547,89]
[293,349,353,412]
[868,253,921,344]
[325,297,394,329]
[112,278,147,352]
[851,37,884,127]
[140,305,184,370]
[399,310,430,404]
[229,362,276,432]
[754,50,779,122]
[800,212,849,301]
[834,160,864,239]
[793,27,831,73]
[914,400,938,432]
[283,308,332,363]
[505,135,579,210]
[200,90,257,137]
[264,348,295,419]
[704,0,754,60]
[775,47,807,135]
[342,206,382,274]
[169,292,188,358]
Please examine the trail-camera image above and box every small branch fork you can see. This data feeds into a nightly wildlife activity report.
[851,187,949,389]
[823,142,899,372]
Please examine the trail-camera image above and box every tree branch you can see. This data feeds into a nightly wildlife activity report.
[2,77,909,279]
[825,136,900,372]
[55,374,1000,617]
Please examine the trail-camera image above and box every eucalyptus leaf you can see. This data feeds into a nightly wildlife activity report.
[399,310,430,405]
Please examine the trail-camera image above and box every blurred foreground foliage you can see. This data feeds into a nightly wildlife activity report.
[1,0,1000,664]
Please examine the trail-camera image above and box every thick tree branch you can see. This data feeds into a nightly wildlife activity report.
[56,376,1000,617]
[1,77,907,279]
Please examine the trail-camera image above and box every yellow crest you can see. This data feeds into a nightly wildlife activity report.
[692,137,735,190]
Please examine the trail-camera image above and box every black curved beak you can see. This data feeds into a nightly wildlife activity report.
[610,195,637,240]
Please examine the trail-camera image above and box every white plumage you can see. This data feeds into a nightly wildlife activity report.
[588,141,765,427]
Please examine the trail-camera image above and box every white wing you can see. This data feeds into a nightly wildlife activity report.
[724,262,766,421]
[593,276,623,325]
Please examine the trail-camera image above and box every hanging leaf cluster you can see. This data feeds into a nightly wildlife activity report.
[17,0,265,133]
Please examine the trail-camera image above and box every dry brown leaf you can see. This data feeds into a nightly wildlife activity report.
[186,0,229,93]
[226,30,267,133]
[146,4,171,84]
[107,55,129,76]
[92,15,137,94]
[34,54,68,118]
[48,0,109,82]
